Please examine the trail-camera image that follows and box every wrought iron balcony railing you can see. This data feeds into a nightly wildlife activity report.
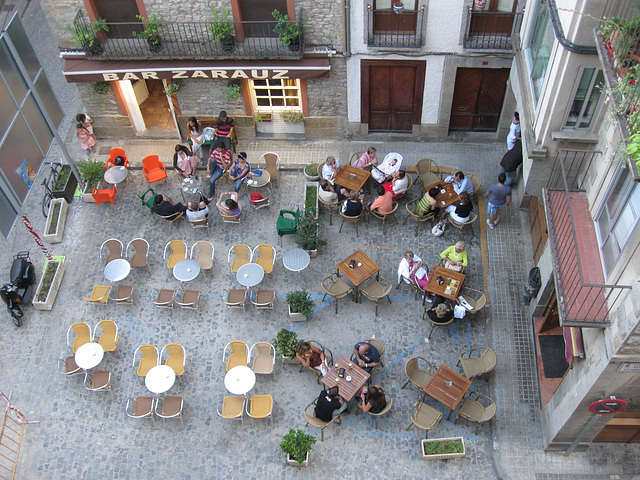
[366,5,424,48]
[72,10,305,60]
[463,8,522,50]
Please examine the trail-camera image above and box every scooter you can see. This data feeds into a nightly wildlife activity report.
[0,252,36,326]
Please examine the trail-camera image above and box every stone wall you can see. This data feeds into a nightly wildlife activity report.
[76,83,134,138]
[175,79,245,117]
[307,56,347,117]
[39,0,84,47]
[298,0,344,49]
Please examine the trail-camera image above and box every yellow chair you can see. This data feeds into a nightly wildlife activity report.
[191,241,214,271]
[252,244,276,275]
[163,240,187,268]
[66,322,92,353]
[161,343,186,376]
[93,320,119,353]
[217,396,245,424]
[228,244,252,273]
[84,285,111,304]
[246,395,273,425]
[133,344,158,377]
[220,212,241,226]
[223,341,248,371]
[100,238,123,265]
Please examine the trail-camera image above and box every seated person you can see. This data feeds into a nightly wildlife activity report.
[153,194,187,219]
[173,144,198,178]
[216,191,242,219]
[228,152,250,193]
[440,241,468,272]
[359,384,387,414]
[353,147,378,171]
[397,250,428,291]
[185,201,209,222]
[414,187,441,217]
[113,155,126,167]
[353,341,380,373]
[319,179,347,204]
[321,156,341,183]
[426,302,454,324]
[314,386,347,421]
[383,170,409,197]
[444,170,474,196]
[369,185,393,214]
[444,192,473,223]
[341,190,364,217]
[296,341,330,376]
[372,152,402,183]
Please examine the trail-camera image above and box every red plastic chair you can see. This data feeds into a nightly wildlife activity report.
[92,185,117,205]
[142,155,167,184]
[106,148,129,169]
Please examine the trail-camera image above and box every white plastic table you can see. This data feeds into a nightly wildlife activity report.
[104,258,131,282]
[173,259,201,283]
[236,263,264,287]
[103,166,128,185]
[224,366,256,396]
[283,248,311,273]
[75,342,104,370]
[145,365,176,394]
[245,169,271,188]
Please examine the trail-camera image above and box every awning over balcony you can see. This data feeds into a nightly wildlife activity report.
[62,54,331,83]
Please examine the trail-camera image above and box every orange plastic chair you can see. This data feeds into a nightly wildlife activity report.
[106,148,129,169]
[92,185,117,205]
[142,155,167,184]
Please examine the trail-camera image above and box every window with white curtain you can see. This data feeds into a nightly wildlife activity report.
[526,0,554,105]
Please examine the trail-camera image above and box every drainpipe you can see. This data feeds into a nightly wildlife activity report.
[344,0,351,55]
[547,0,597,55]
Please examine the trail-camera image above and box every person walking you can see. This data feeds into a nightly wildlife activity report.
[485,173,511,229]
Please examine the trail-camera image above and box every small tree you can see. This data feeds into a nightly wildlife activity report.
[285,290,314,316]
[281,429,316,464]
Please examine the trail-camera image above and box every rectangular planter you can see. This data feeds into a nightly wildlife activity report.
[287,452,309,467]
[301,182,319,257]
[288,305,307,322]
[81,179,107,203]
[421,437,466,460]
[33,260,66,311]
[52,165,79,204]
[43,198,69,244]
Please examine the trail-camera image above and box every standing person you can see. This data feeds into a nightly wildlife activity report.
[173,144,198,178]
[507,112,521,150]
[500,139,523,186]
[353,147,378,171]
[228,152,250,192]
[214,110,234,151]
[207,142,231,200]
[485,173,512,229]
[75,114,96,154]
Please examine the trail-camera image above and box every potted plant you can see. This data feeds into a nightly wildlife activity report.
[43,198,69,244]
[280,111,304,123]
[225,82,241,103]
[473,0,486,11]
[393,2,404,13]
[76,157,106,202]
[51,165,78,204]
[281,429,316,467]
[33,259,66,311]
[627,133,640,175]
[209,7,235,52]
[421,437,466,460]
[286,290,314,321]
[304,163,320,181]
[132,11,163,53]
[67,18,108,56]
[272,328,301,363]
[164,79,183,97]
[272,10,306,51]
[255,113,272,122]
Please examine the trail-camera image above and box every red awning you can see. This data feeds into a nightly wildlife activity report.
[62,55,331,83]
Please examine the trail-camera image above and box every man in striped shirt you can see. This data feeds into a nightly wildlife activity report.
[214,110,234,152]
[207,142,231,199]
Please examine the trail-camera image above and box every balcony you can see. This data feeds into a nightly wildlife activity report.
[463,8,522,50]
[72,10,305,61]
[366,5,424,48]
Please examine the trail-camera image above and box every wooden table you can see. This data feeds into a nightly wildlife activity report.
[336,249,380,302]
[334,165,371,192]
[424,180,460,208]
[425,265,465,302]
[423,364,471,418]
[321,355,370,401]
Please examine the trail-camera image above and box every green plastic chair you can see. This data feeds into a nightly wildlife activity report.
[138,188,158,214]
[276,208,300,242]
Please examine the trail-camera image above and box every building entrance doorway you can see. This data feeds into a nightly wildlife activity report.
[118,79,181,138]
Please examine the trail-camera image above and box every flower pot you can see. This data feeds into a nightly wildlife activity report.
[32,260,66,311]
[52,165,78,204]
[306,248,318,258]
[393,3,404,12]
[220,35,235,52]
[83,40,104,56]
[148,38,162,53]
[43,198,69,244]
[287,452,309,467]
[82,179,107,203]
[288,37,301,52]
[421,437,466,460]
[303,168,320,182]
[474,0,486,11]
[288,305,307,322]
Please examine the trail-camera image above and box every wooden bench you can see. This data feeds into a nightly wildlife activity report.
[188,119,237,153]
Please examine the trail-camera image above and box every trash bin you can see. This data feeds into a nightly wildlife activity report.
[524,267,541,305]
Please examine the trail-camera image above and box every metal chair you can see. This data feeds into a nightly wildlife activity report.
[157,211,185,224]
[217,396,245,424]
[246,395,273,425]
[155,396,184,426]
[360,275,393,316]
[100,238,123,265]
[259,152,280,187]
[187,214,210,235]
[163,240,187,268]
[299,340,333,384]
[446,211,478,239]
[404,199,436,236]
[161,343,186,376]
[407,400,443,438]
[93,320,119,354]
[249,191,270,209]
[110,285,134,305]
[83,370,112,394]
[176,290,201,311]
[126,396,156,424]
[57,354,82,377]
[191,241,214,272]
[224,288,247,311]
[228,244,252,273]
[220,212,241,226]
[455,392,496,434]
[66,322,92,353]
[401,356,436,392]
[368,201,398,234]
[126,238,150,273]
[252,244,275,275]
[304,398,342,442]
[153,289,176,312]
[223,341,248,371]
[249,342,276,375]
[83,285,111,305]
[321,273,354,313]
[250,289,275,311]
[339,210,365,237]
[133,344,159,377]
[458,346,497,380]
[456,287,487,316]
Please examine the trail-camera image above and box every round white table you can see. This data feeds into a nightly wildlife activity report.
[181,176,203,203]
[75,342,104,370]
[145,365,176,394]
[224,366,256,395]
[236,263,264,287]
[103,166,128,185]
[245,169,271,188]
[173,259,201,283]
[283,248,311,273]
[104,258,131,282]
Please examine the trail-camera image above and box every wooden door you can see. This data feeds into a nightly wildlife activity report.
[94,0,141,37]
[449,68,509,132]
[239,0,287,37]
[469,0,517,37]
[592,413,640,443]
[361,60,425,133]
[373,0,417,33]
[529,196,548,264]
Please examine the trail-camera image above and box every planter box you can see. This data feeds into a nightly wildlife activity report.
[52,165,78,204]
[287,452,309,467]
[288,305,307,322]
[421,437,466,460]
[32,260,66,311]
[282,355,301,365]
[81,179,107,203]
[43,198,69,244]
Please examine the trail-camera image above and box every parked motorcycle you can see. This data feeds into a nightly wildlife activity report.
[0,252,36,326]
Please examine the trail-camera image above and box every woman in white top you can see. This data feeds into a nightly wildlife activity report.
[321,156,341,182]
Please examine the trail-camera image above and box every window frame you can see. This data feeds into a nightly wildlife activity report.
[562,67,605,131]
[524,0,554,107]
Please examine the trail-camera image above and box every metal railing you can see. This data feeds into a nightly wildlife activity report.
[547,149,598,191]
[72,10,305,60]
[366,5,424,48]
[463,8,522,50]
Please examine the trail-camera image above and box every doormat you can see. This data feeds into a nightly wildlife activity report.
[99,146,112,156]
[539,335,569,379]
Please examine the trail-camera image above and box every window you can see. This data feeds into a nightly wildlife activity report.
[526,0,554,105]
[564,68,605,130]
[252,78,301,110]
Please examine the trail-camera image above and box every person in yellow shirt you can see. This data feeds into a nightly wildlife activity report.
[440,241,468,272]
